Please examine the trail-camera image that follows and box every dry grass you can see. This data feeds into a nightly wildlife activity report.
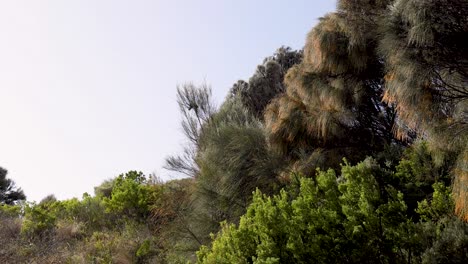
[56,220,85,241]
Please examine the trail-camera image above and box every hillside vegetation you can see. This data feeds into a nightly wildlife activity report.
[1,0,467,263]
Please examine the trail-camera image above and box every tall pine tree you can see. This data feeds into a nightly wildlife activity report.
[264,0,399,172]
[379,0,468,220]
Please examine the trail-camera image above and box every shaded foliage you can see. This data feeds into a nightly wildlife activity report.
[379,0,468,143]
[230,47,303,119]
[0,167,26,205]
[378,0,468,221]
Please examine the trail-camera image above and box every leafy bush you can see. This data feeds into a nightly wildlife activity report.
[59,194,115,232]
[21,199,59,240]
[197,158,466,263]
[104,171,159,219]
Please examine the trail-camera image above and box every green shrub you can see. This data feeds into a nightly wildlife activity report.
[21,200,59,239]
[104,171,159,219]
[197,158,468,263]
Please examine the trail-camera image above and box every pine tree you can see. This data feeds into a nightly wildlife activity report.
[379,0,468,220]
[230,47,303,120]
[0,167,26,205]
[264,0,399,172]
[165,82,215,178]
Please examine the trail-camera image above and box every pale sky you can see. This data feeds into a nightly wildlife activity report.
[0,1,336,202]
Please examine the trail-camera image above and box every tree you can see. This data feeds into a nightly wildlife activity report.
[162,83,220,258]
[0,167,26,205]
[379,0,468,220]
[194,95,283,229]
[230,47,303,119]
[379,0,467,144]
[165,82,216,178]
[264,0,400,171]
[165,84,285,258]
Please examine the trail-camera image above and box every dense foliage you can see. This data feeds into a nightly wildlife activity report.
[0,167,26,205]
[197,154,463,263]
[1,0,467,262]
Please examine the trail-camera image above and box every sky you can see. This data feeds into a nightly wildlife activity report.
[0,0,336,202]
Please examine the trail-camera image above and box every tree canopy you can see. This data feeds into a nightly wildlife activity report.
[265,0,400,171]
[230,47,303,119]
[0,167,26,205]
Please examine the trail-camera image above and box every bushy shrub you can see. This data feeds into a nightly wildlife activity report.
[21,200,59,240]
[59,194,116,232]
[104,171,160,219]
[197,158,466,263]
